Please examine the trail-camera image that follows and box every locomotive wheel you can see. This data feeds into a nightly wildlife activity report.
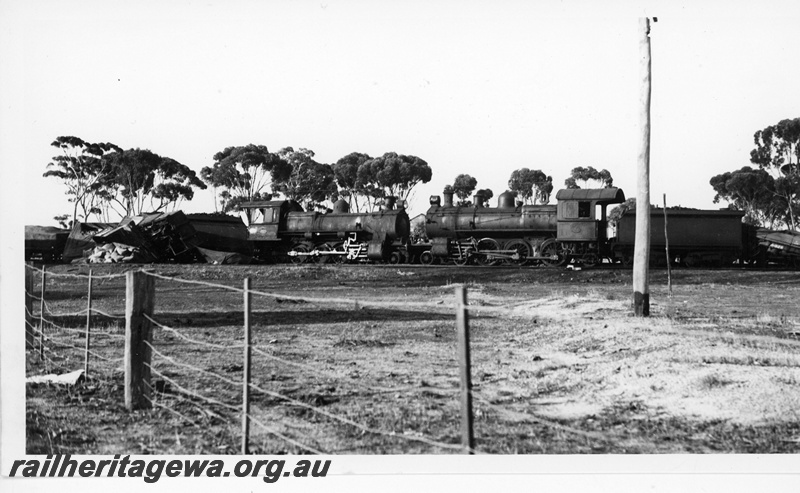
[331,243,345,264]
[540,239,565,267]
[315,244,332,264]
[290,244,311,264]
[683,253,701,268]
[503,239,531,265]
[453,251,471,266]
[420,251,435,265]
[388,251,403,264]
[621,253,633,267]
[475,238,501,266]
[582,253,599,267]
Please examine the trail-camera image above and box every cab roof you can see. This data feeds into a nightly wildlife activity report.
[555,187,625,203]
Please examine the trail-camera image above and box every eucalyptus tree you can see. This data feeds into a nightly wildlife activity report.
[333,152,372,212]
[508,168,553,204]
[201,144,290,213]
[452,174,478,206]
[100,148,206,217]
[750,118,800,230]
[273,147,338,210]
[564,166,614,189]
[709,166,781,227]
[43,136,121,224]
[356,152,432,210]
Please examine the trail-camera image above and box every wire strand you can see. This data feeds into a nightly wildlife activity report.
[144,314,244,350]
[247,415,326,455]
[246,380,473,453]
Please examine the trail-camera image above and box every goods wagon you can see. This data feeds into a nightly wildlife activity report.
[24,226,69,262]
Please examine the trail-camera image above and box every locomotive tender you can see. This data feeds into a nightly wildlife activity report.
[611,208,747,267]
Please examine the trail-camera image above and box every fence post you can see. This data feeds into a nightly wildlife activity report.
[455,285,475,454]
[125,270,155,411]
[663,194,672,297]
[25,262,34,350]
[242,277,252,455]
[39,265,47,361]
[85,269,93,378]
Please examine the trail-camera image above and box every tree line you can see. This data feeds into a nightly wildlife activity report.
[45,135,616,227]
[446,166,613,208]
[44,140,433,226]
[710,118,800,230]
[45,117,798,231]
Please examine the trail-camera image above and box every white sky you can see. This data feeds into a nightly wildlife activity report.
[2,0,799,226]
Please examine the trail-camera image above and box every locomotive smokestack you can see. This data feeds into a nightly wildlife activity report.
[443,187,454,207]
[473,192,485,208]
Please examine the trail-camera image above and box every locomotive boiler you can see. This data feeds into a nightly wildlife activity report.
[239,197,410,263]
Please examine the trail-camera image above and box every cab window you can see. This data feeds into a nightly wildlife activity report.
[578,201,591,218]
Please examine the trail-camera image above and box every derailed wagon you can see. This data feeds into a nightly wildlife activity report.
[752,228,800,267]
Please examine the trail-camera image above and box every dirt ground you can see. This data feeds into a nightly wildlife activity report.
[25,263,800,454]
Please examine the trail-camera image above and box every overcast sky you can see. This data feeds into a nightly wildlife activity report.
[2,0,799,226]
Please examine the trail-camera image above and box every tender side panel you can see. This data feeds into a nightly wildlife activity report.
[616,210,744,249]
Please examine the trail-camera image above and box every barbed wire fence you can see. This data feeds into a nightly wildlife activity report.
[25,262,625,454]
[25,263,128,384]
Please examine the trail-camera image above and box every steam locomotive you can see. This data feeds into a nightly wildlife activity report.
[239,196,410,264]
[413,187,626,266]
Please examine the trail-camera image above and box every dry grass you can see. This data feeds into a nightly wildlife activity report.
[25,263,800,454]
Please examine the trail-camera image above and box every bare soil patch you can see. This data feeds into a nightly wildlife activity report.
[25,264,800,454]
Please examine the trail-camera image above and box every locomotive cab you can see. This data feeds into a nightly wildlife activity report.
[555,188,626,263]
[239,200,304,242]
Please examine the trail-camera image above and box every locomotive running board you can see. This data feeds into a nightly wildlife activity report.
[479,249,559,261]
[287,250,346,257]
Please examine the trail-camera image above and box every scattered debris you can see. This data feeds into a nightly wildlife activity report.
[60,211,255,264]
[27,370,84,386]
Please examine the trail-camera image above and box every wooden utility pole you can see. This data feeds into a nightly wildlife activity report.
[125,270,156,410]
[633,17,653,317]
